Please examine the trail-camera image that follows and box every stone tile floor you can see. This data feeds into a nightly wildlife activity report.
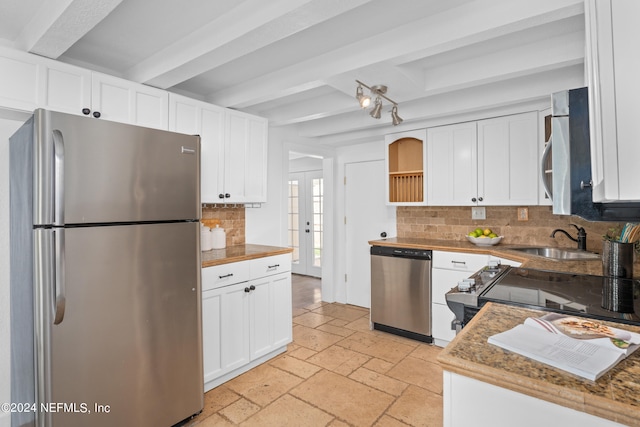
[186,276,443,426]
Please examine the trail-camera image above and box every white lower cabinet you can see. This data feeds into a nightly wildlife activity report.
[443,371,624,427]
[202,253,292,391]
[431,251,520,347]
[431,251,488,347]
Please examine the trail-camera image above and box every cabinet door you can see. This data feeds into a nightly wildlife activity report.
[42,62,91,116]
[427,123,477,206]
[0,48,41,112]
[477,112,539,205]
[270,272,293,349]
[202,288,223,388]
[224,110,268,203]
[432,303,456,345]
[219,283,251,374]
[169,94,225,203]
[249,271,292,360]
[587,0,640,202]
[92,72,168,129]
[385,129,427,205]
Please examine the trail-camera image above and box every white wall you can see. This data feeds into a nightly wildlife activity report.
[0,117,24,427]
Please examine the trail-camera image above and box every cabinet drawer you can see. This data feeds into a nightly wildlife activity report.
[432,251,488,273]
[250,253,292,279]
[202,260,250,291]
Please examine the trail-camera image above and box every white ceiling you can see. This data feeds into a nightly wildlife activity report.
[0,0,586,147]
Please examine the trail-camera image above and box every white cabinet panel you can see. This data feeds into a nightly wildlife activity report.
[432,303,456,345]
[427,122,477,206]
[0,50,41,111]
[201,260,250,291]
[586,0,640,202]
[42,63,91,116]
[92,73,168,129]
[478,112,539,205]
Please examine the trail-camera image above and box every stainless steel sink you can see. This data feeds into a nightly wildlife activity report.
[510,247,601,260]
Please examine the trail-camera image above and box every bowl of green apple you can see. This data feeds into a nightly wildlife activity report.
[466,227,503,246]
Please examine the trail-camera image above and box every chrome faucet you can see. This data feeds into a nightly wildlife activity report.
[550,224,587,251]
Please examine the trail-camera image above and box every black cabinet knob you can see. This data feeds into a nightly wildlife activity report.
[380,232,387,238]
[225,193,231,198]
[249,285,255,291]
[244,287,250,293]
[471,197,477,202]
[92,111,101,118]
[219,194,225,199]
[478,197,483,202]
[82,108,91,115]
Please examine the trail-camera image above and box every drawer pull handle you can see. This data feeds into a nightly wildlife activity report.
[219,273,234,279]
[451,261,466,265]
[267,264,280,269]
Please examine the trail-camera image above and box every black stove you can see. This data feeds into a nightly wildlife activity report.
[445,263,640,332]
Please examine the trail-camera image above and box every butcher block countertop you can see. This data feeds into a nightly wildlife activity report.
[201,244,293,268]
[368,237,610,276]
[438,302,640,426]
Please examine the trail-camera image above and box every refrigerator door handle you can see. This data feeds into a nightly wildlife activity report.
[540,138,553,202]
[52,129,65,226]
[53,228,66,324]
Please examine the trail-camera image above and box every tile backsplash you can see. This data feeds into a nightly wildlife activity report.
[397,205,624,253]
[202,205,245,246]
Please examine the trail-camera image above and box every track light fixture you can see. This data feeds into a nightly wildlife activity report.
[355,80,403,125]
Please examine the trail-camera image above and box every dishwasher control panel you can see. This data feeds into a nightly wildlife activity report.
[370,245,432,260]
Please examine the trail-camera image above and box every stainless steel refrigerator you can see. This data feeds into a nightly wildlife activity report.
[10,109,204,427]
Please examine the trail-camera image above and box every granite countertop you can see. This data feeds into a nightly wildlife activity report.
[201,244,293,268]
[437,302,640,426]
[368,237,611,276]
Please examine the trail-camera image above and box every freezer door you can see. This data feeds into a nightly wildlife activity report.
[39,222,203,427]
[32,109,200,225]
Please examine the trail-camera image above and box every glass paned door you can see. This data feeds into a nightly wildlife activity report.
[288,170,323,277]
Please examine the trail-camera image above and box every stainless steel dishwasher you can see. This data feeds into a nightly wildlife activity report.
[370,246,432,343]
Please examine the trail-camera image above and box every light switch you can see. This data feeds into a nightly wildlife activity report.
[471,207,486,220]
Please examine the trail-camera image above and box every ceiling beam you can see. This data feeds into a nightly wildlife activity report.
[126,0,372,88]
[208,0,584,109]
[16,0,122,59]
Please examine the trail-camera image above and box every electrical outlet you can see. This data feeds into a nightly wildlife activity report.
[517,207,529,221]
[471,206,486,220]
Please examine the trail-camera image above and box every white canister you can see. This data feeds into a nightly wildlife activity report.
[211,224,226,249]
[200,223,213,251]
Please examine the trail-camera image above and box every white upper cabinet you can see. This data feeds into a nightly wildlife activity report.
[224,110,268,204]
[169,94,268,204]
[477,112,539,205]
[427,112,539,206]
[586,0,640,202]
[384,129,427,205]
[91,72,168,129]
[0,47,168,129]
[427,122,477,206]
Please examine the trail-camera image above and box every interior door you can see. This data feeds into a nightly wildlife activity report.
[47,222,203,427]
[345,160,396,308]
[288,170,323,277]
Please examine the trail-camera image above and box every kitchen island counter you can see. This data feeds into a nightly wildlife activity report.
[368,237,614,276]
[201,244,293,268]
[438,302,640,426]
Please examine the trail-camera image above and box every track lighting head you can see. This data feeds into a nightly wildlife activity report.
[370,97,382,119]
[356,85,371,108]
[391,105,403,125]
[355,80,401,125]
